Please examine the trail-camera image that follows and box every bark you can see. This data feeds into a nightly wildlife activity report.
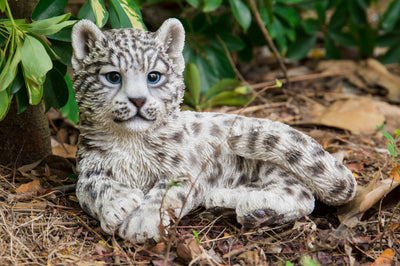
[0,0,52,167]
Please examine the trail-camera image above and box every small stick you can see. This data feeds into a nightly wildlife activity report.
[247,0,290,85]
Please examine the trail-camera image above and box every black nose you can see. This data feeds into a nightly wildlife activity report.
[129,97,146,108]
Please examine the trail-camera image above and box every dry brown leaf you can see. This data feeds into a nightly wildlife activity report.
[52,141,77,158]
[371,248,395,266]
[176,236,202,262]
[390,166,400,182]
[338,179,400,227]
[309,98,385,134]
[358,59,400,103]
[15,179,44,194]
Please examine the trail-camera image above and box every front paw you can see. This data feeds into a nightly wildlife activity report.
[100,189,143,234]
[118,207,171,243]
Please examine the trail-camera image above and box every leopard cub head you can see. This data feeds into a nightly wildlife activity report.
[71,19,185,132]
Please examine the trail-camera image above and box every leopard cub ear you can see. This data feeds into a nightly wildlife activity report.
[71,19,106,70]
[155,18,185,74]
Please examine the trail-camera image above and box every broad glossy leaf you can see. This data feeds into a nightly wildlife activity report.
[184,63,201,105]
[21,36,52,82]
[89,0,109,28]
[347,0,366,27]
[286,35,317,60]
[301,18,319,35]
[203,0,222,12]
[313,3,325,24]
[60,74,79,124]
[274,6,299,27]
[32,33,60,61]
[357,25,375,57]
[219,34,245,51]
[377,33,400,47]
[32,0,68,20]
[203,78,239,101]
[0,47,20,92]
[205,45,235,78]
[43,62,68,111]
[28,19,76,36]
[0,89,10,121]
[381,0,400,34]
[15,83,29,113]
[78,1,96,22]
[29,13,70,30]
[24,75,43,105]
[324,36,341,59]
[0,1,5,13]
[9,67,24,95]
[329,2,348,30]
[380,42,400,64]
[186,0,200,8]
[229,0,252,31]
[109,0,146,30]
[328,30,357,47]
[47,27,72,42]
[51,40,73,66]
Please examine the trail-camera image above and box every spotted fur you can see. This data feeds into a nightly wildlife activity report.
[71,19,357,243]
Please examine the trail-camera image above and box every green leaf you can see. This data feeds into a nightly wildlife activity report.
[47,27,72,42]
[274,6,299,27]
[0,1,6,13]
[31,33,60,61]
[187,0,200,8]
[313,3,325,24]
[21,36,53,79]
[9,67,25,95]
[203,78,240,101]
[0,89,10,121]
[396,129,400,138]
[347,0,367,27]
[28,18,76,36]
[51,40,73,66]
[207,92,251,108]
[329,2,348,30]
[229,0,252,31]
[203,0,222,12]
[286,35,317,60]
[380,42,400,64]
[205,45,235,78]
[109,0,146,30]
[301,19,319,35]
[324,36,341,59]
[43,61,69,111]
[380,0,400,34]
[184,63,201,105]
[377,33,400,47]
[382,130,395,143]
[29,13,70,30]
[89,0,109,28]
[275,79,282,87]
[219,33,245,51]
[388,143,398,157]
[24,75,43,105]
[60,74,79,123]
[0,46,21,92]
[328,30,357,47]
[78,1,96,22]
[32,0,68,20]
[15,83,29,113]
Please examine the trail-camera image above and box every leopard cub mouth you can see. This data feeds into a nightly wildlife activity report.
[113,114,156,123]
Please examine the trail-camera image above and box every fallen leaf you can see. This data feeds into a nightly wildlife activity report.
[358,59,400,103]
[390,166,400,182]
[176,235,202,263]
[371,248,395,266]
[309,98,385,134]
[338,178,400,227]
[345,162,364,172]
[15,179,44,194]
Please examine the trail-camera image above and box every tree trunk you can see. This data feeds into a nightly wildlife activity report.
[0,0,51,167]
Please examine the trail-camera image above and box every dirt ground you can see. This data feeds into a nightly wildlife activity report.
[0,58,399,265]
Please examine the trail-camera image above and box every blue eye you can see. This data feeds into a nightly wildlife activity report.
[147,72,161,84]
[105,72,122,84]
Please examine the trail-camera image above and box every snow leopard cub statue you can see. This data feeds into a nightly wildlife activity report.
[71,18,357,243]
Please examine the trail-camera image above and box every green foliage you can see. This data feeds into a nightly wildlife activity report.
[0,0,145,122]
[382,129,400,163]
[184,63,252,110]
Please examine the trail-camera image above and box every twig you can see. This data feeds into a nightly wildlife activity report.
[247,0,289,85]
